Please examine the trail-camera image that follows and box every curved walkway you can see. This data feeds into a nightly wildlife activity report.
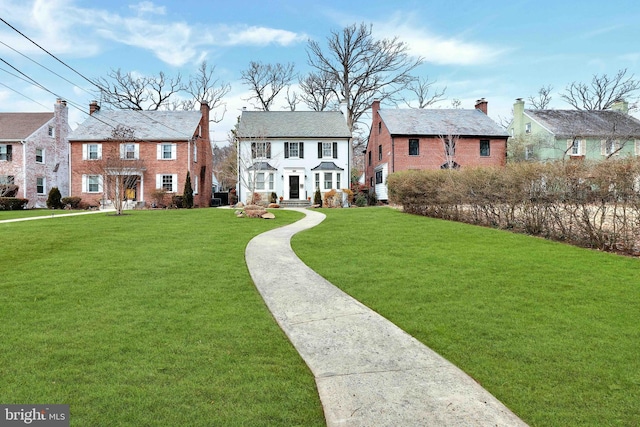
[245,208,528,427]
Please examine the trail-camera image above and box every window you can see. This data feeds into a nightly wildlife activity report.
[193,143,198,162]
[525,123,532,134]
[378,145,382,161]
[409,139,419,156]
[251,142,271,159]
[445,138,455,157]
[162,175,175,192]
[602,139,619,156]
[256,172,266,190]
[480,140,490,157]
[324,172,332,190]
[315,173,320,190]
[525,145,534,160]
[318,142,337,159]
[0,175,15,184]
[268,173,274,190]
[48,126,55,137]
[121,143,138,160]
[193,175,199,194]
[368,151,371,166]
[36,148,44,163]
[83,143,101,160]
[87,175,101,193]
[370,177,374,186]
[375,170,383,184]
[36,177,45,194]
[158,143,176,160]
[378,122,382,134]
[336,173,341,188]
[285,142,304,158]
[568,139,583,156]
[0,144,12,161]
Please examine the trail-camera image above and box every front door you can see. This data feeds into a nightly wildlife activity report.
[289,176,299,199]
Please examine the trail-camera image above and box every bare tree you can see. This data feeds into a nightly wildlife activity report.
[284,87,299,111]
[560,69,640,111]
[528,85,553,109]
[96,69,184,110]
[212,142,237,191]
[450,98,462,109]
[438,132,460,169]
[179,61,231,122]
[240,61,296,111]
[402,76,446,108]
[306,22,423,133]
[298,71,337,111]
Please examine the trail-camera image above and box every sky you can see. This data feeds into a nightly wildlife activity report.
[1,0,639,144]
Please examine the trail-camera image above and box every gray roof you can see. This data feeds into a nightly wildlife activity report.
[247,161,277,171]
[0,112,54,140]
[69,109,202,141]
[525,109,640,139]
[379,108,509,137]
[311,161,344,171]
[237,111,351,139]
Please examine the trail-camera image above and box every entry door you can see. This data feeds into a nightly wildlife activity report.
[289,176,300,199]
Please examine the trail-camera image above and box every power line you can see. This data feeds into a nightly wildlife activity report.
[0,80,50,109]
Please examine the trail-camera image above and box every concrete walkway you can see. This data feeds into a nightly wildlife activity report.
[0,209,114,224]
[245,208,528,427]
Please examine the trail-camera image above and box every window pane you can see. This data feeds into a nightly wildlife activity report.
[480,140,490,157]
[409,139,419,156]
[89,145,98,159]
[256,172,265,190]
[324,172,332,189]
[315,173,320,190]
[162,175,173,191]
[322,142,332,157]
[289,142,299,157]
[163,144,172,159]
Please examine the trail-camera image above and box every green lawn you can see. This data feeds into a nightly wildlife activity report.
[292,208,640,427]
[0,209,325,427]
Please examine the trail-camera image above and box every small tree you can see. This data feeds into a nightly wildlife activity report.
[46,187,63,209]
[314,187,322,206]
[183,171,194,208]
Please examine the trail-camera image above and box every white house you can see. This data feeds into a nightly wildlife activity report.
[236,111,352,204]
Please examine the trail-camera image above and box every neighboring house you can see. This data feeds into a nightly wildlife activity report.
[0,99,70,208]
[236,110,352,204]
[68,101,212,208]
[508,98,640,161]
[365,99,509,200]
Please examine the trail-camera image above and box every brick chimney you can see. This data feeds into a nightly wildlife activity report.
[89,100,100,115]
[199,101,210,139]
[475,98,488,115]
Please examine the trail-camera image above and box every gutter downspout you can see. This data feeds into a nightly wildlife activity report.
[391,137,395,173]
[20,140,26,200]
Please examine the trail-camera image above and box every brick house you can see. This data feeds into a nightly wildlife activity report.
[364,99,509,200]
[236,110,351,205]
[0,99,70,207]
[68,101,212,208]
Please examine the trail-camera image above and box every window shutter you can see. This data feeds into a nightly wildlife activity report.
[567,139,572,151]
[82,175,87,192]
[194,175,199,195]
[171,144,177,160]
[120,143,126,158]
[97,144,102,159]
[580,140,586,155]
[284,142,289,158]
[299,142,304,158]
[156,174,162,189]
[332,142,338,159]
[266,142,271,159]
[134,144,140,159]
[98,175,104,192]
[601,140,606,156]
[82,144,87,160]
[636,139,640,155]
[157,144,162,160]
[172,174,178,192]
[318,142,322,158]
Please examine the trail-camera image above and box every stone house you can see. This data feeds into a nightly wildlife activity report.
[0,99,70,207]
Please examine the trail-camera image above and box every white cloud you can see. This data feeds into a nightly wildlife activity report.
[373,13,508,66]
[129,1,166,16]
[225,25,306,46]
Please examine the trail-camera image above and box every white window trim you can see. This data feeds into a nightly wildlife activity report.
[157,143,177,160]
[601,139,620,156]
[82,174,103,193]
[36,177,46,194]
[568,139,585,156]
[156,174,178,192]
[82,143,102,160]
[36,148,45,164]
[120,143,140,160]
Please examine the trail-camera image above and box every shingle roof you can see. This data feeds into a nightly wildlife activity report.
[0,112,54,140]
[525,109,640,138]
[237,111,351,139]
[378,108,509,137]
[69,109,202,141]
[311,161,344,171]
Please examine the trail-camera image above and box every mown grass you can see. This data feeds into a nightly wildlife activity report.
[0,209,325,427]
[292,207,640,427]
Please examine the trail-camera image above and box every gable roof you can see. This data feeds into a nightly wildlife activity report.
[0,112,54,140]
[69,109,202,141]
[524,109,640,139]
[237,111,351,139]
[378,108,509,138]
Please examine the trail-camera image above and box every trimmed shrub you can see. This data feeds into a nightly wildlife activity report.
[172,195,184,208]
[47,187,63,209]
[0,184,19,197]
[0,197,28,210]
[355,193,367,207]
[61,197,82,209]
[183,172,194,208]
[269,192,277,203]
[313,187,322,206]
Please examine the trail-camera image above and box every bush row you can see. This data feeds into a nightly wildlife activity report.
[0,197,29,210]
[388,159,640,255]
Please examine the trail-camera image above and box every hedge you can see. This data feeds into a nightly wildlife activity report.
[0,198,29,210]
